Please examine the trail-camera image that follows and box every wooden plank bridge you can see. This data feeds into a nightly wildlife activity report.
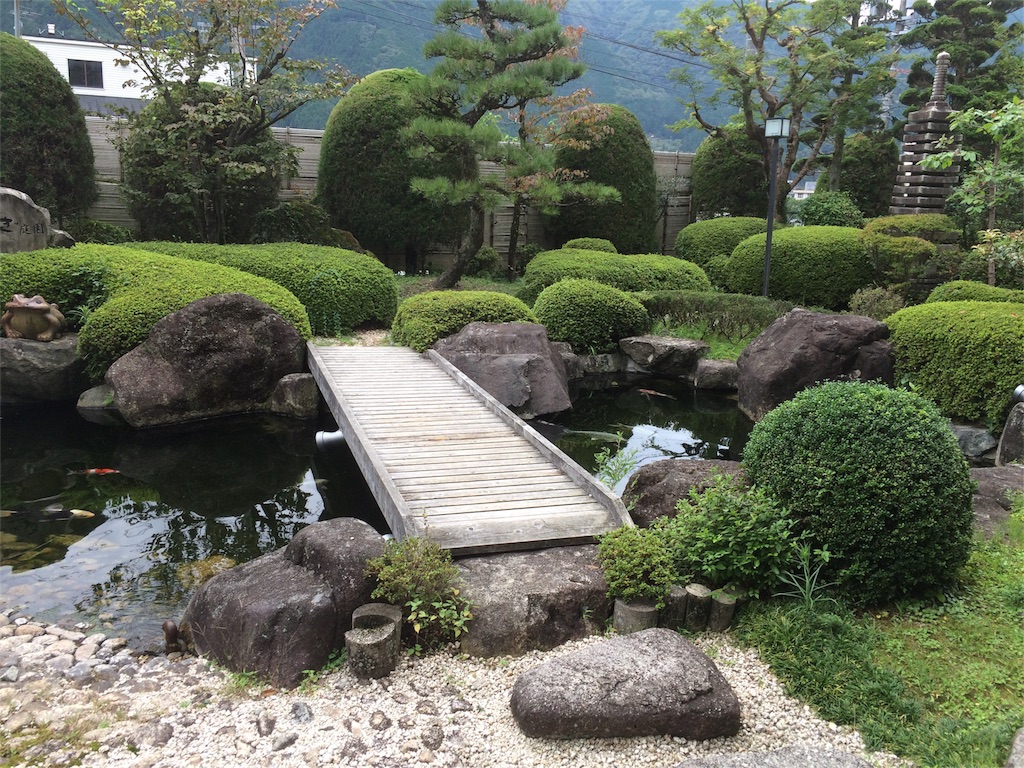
[307,344,632,555]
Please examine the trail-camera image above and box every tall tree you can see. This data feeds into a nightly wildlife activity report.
[408,0,592,289]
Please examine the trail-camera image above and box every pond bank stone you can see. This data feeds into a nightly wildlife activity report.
[510,627,740,740]
[0,334,89,403]
[622,459,746,528]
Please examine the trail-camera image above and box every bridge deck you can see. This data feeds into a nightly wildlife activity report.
[307,344,631,555]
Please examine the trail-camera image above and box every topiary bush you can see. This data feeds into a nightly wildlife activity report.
[464,246,502,278]
[391,290,536,351]
[518,248,711,305]
[926,280,1024,304]
[596,525,675,607]
[533,278,651,353]
[563,237,617,253]
[689,128,767,220]
[725,226,873,309]
[742,381,975,605]
[0,245,311,380]
[131,242,397,336]
[251,201,352,247]
[847,286,906,321]
[674,217,768,266]
[887,300,1024,430]
[799,191,864,228]
[862,233,943,290]
[863,213,960,243]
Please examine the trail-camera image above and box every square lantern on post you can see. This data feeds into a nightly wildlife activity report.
[762,117,791,297]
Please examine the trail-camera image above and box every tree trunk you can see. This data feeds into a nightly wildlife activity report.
[433,202,485,290]
[829,132,846,192]
[987,144,1000,286]
[506,197,523,281]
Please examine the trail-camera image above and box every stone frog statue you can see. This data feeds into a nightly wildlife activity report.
[1,293,67,341]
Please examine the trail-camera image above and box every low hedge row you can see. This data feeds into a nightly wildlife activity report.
[926,280,1024,304]
[562,237,618,253]
[132,242,398,336]
[887,300,1024,430]
[0,245,311,380]
[391,290,536,352]
[519,248,711,306]
[534,279,651,353]
[637,290,796,342]
[673,217,768,266]
[863,213,959,241]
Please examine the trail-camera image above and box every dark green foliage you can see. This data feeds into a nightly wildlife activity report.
[519,248,711,305]
[317,69,466,262]
[958,236,1024,288]
[464,246,501,278]
[637,290,795,342]
[743,381,976,604]
[63,218,134,245]
[391,290,536,351]
[799,191,864,228]
[863,213,960,242]
[847,287,906,321]
[725,226,873,309]
[0,245,311,380]
[819,133,899,218]
[926,280,1024,304]
[860,233,954,296]
[545,105,658,254]
[251,201,351,247]
[533,278,651,353]
[674,217,768,266]
[131,242,397,336]
[689,128,768,220]
[887,301,1024,430]
[0,32,98,224]
[596,525,675,606]
[655,472,801,592]
[563,237,617,253]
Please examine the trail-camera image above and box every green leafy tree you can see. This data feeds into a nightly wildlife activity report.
[55,0,351,243]
[818,132,899,218]
[689,127,767,220]
[0,32,98,226]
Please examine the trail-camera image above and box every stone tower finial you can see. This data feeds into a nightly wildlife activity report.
[930,51,951,104]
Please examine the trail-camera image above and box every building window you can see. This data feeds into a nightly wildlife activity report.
[68,60,103,89]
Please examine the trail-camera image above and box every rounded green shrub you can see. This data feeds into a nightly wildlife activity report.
[887,300,1024,430]
[391,291,536,352]
[863,213,960,242]
[519,248,711,306]
[743,381,975,604]
[0,32,98,224]
[674,217,768,266]
[926,280,1024,304]
[862,233,941,287]
[597,525,675,607]
[465,246,502,278]
[131,242,398,336]
[251,201,350,247]
[799,191,864,228]
[689,128,767,220]
[847,286,906,321]
[725,226,873,309]
[563,237,617,253]
[533,278,651,353]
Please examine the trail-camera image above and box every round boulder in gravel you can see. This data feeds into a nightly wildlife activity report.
[510,627,740,740]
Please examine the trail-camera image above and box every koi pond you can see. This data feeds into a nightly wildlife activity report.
[0,377,751,649]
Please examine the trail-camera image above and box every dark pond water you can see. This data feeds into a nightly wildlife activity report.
[0,380,751,649]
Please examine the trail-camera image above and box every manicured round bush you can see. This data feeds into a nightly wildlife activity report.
[887,300,1024,430]
[862,233,940,288]
[743,381,975,604]
[563,237,617,253]
[391,291,536,352]
[725,226,873,309]
[799,191,864,228]
[926,280,1024,304]
[132,242,398,336]
[533,279,651,353]
[674,217,768,266]
[251,201,351,247]
[863,213,959,242]
[847,286,905,321]
[519,248,711,305]
[689,128,767,220]
[0,32,97,224]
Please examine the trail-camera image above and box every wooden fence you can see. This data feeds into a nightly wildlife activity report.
[84,117,693,268]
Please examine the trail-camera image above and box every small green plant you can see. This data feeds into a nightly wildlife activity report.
[596,525,675,607]
[593,435,641,489]
[224,669,265,694]
[774,543,837,611]
[298,648,347,692]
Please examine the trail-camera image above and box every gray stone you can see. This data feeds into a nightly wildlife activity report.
[693,358,738,390]
[345,623,401,680]
[0,188,51,253]
[674,744,873,767]
[1006,727,1024,768]
[659,585,689,632]
[105,293,306,428]
[268,373,319,419]
[510,628,740,739]
[0,335,89,403]
[612,598,658,634]
[456,546,610,657]
[433,322,571,417]
[622,459,746,528]
[684,584,713,632]
[619,336,709,378]
[997,403,1024,467]
[970,465,1024,538]
[738,309,893,422]
[75,384,124,425]
[951,424,998,459]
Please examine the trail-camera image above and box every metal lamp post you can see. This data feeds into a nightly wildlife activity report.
[762,117,791,297]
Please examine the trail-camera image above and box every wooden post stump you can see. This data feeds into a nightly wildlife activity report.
[346,603,403,679]
[683,584,712,632]
[707,592,737,631]
[659,585,690,631]
[613,598,659,634]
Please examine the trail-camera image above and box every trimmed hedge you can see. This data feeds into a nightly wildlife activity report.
[674,217,768,266]
[563,237,617,253]
[533,279,651,353]
[863,213,959,241]
[637,290,795,341]
[519,248,711,306]
[743,381,975,605]
[131,242,398,336]
[0,245,311,380]
[725,226,872,310]
[391,291,536,352]
[798,191,864,228]
[887,300,1024,430]
[926,280,1024,304]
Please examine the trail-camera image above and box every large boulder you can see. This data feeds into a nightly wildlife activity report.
[619,336,710,378]
[456,546,610,657]
[179,518,384,688]
[737,309,893,422]
[997,402,1024,467]
[970,465,1024,537]
[0,334,89,403]
[0,187,51,253]
[432,322,571,418]
[510,628,741,739]
[622,459,746,528]
[105,293,309,428]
